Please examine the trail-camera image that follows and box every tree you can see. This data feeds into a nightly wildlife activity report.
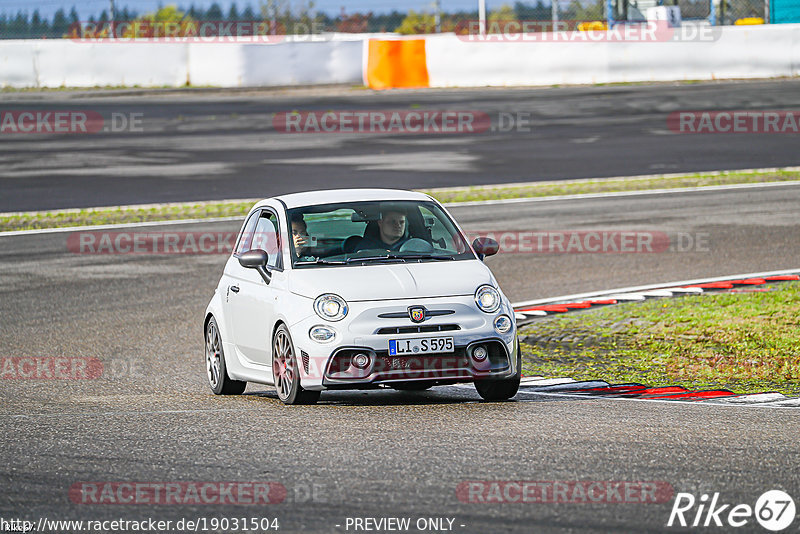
[514,1,550,20]
[122,5,196,38]
[144,5,189,22]
[489,4,517,22]
[365,10,403,32]
[30,9,46,37]
[51,8,69,36]
[564,0,604,21]
[120,8,136,21]
[486,3,519,33]
[206,2,224,20]
[259,0,322,35]
[242,4,257,20]
[228,3,240,20]
[336,9,371,32]
[9,11,29,39]
[395,10,436,34]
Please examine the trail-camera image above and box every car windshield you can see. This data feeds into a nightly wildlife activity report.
[287,200,475,268]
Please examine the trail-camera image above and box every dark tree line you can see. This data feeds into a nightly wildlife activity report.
[0,3,259,38]
[0,2,569,39]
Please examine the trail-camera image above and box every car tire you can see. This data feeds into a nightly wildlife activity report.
[272,324,320,405]
[474,343,521,401]
[206,316,247,395]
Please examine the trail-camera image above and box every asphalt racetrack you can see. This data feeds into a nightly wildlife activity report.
[1,180,799,532]
[3,79,800,211]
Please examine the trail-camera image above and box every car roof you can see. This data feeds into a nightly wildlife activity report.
[265,189,433,210]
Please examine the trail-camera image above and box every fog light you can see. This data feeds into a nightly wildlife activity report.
[352,353,370,369]
[472,345,488,361]
[309,325,335,343]
[494,315,512,334]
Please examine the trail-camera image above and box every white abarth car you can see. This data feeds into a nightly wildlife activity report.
[204,189,520,404]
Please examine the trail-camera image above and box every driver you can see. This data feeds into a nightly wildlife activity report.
[356,208,409,252]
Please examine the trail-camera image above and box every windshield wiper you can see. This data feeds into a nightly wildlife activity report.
[394,254,455,261]
[345,255,405,264]
[346,254,454,263]
[295,258,347,265]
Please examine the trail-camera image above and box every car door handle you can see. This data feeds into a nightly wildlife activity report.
[230,285,240,293]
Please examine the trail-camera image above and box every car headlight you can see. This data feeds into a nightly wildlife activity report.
[309,325,336,343]
[474,285,501,313]
[313,294,348,322]
[494,315,513,334]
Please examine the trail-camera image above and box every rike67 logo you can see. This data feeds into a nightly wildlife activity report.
[668,490,796,531]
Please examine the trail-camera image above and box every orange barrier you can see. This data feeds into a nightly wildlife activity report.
[366,39,429,90]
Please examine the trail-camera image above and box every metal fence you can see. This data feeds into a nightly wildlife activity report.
[0,0,775,40]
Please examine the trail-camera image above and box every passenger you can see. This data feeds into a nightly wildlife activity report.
[291,215,314,258]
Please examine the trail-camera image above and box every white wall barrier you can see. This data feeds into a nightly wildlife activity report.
[189,40,362,87]
[0,41,38,87]
[36,41,189,87]
[424,24,800,87]
[1,24,799,89]
[0,39,363,88]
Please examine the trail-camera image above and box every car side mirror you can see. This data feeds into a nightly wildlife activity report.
[472,237,499,261]
[238,249,272,284]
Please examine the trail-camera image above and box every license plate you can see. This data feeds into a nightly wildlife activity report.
[388,337,454,356]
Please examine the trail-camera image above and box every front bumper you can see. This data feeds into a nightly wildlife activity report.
[292,295,518,390]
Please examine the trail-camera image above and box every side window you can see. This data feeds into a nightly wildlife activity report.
[252,211,282,269]
[235,211,260,255]
[234,210,282,269]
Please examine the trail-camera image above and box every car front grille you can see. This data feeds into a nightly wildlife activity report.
[375,324,461,335]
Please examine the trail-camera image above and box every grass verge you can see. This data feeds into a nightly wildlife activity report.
[0,201,254,232]
[421,168,800,204]
[2,168,799,232]
[519,282,800,395]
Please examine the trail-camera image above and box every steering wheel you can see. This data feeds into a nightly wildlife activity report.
[399,238,434,253]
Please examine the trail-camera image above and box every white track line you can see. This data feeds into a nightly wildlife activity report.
[516,390,800,409]
[0,216,243,238]
[444,180,800,208]
[2,407,269,419]
[3,178,799,238]
[425,166,800,194]
[512,268,800,308]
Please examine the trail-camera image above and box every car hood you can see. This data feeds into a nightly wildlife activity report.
[288,260,494,301]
